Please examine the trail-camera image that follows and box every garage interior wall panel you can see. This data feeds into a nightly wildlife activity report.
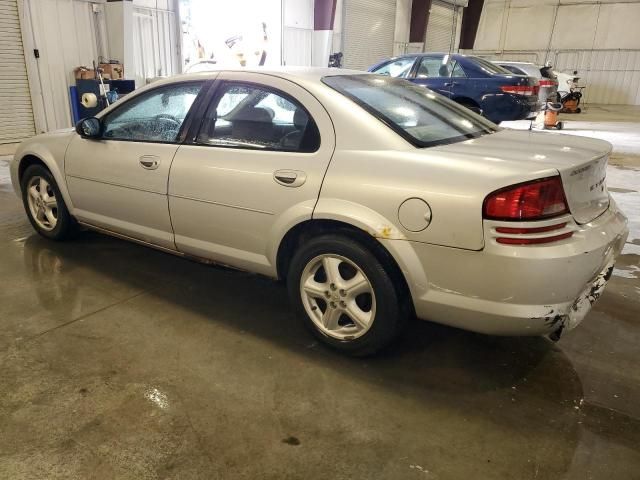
[424,0,456,52]
[0,0,35,143]
[21,0,106,132]
[283,0,313,66]
[468,0,640,105]
[342,0,396,70]
[133,3,179,86]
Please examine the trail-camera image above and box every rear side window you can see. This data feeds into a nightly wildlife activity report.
[372,57,416,78]
[500,65,526,75]
[196,83,320,152]
[451,61,467,78]
[470,57,512,75]
[322,74,498,148]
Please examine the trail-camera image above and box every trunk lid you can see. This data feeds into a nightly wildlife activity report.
[435,129,611,224]
[557,152,609,224]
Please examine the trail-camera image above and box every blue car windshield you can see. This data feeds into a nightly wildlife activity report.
[322,74,498,148]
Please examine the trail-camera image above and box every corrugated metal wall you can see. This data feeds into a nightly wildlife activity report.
[424,1,457,52]
[467,49,640,105]
[342,0,397,70]
[555,49,640,105]
[469,0,640,105]
[0,0,35,144]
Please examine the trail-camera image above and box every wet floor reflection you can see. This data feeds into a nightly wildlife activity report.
[8,231,598,478]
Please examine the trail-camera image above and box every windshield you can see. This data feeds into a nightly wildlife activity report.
[322,74,498,148]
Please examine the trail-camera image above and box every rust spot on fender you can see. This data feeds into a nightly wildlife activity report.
[370,225,405,240]
[379,226,393,238]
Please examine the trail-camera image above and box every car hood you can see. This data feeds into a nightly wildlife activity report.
[435,129,612,224]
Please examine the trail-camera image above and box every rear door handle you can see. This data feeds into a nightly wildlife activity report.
[444,82,457,87]
[274,169,306,187]
[139,155,160,170]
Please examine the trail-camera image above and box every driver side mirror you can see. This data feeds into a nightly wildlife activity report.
[76,117,102,139]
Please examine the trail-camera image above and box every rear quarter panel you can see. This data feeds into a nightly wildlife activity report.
[315,145,558,251]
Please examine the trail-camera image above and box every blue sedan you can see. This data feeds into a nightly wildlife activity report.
[369,53,540,123]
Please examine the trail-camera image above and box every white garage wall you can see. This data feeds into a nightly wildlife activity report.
[19,0,180,134]
[283,0,313,66]
[21,0,108,132]
[466,0,640,105]
[132,0,180,85]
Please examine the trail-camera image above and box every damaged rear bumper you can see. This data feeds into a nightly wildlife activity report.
[395,201,628,336]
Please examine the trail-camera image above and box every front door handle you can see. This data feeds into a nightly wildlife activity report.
[139,155,160,170]
[274,169,306,187]
[444,82,457,87]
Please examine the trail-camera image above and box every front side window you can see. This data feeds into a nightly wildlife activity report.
[196,83,320,152]
[322,74,498,148]
[372,57,416,78]
[102,82,203,142]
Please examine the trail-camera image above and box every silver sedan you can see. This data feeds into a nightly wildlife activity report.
[10,68,628,355]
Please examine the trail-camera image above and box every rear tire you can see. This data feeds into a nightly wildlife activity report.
[287,234,408,356]
[21,165,77,241]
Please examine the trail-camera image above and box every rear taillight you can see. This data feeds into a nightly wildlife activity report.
[538,79,557,87]
[483,176,569,221]
[500,84,539,96]
[484,177,573,245]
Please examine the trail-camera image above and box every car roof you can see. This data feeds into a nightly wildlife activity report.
[494,61,537,66]
[162,66,367,85]
[393,52,465,58]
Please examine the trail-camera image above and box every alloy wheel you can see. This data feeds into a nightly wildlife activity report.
[300,254,376,340]
[26,176,58,232]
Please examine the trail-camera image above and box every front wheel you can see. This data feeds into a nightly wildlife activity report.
[21,164,77,241]
[287,234,408,356]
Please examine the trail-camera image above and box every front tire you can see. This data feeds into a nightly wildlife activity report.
[21,165,77,241]
[287,234,408,356]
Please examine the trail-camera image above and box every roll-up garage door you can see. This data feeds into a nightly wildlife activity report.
[342,0,396,71]
[424,0,456,53]
[0,0,35,144]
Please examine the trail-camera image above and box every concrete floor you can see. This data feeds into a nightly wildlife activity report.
[1,105,639,479]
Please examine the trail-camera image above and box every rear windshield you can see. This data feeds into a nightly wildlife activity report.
[322,74,498,148]
[471,57,512,75]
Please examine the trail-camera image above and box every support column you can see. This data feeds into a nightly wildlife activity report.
[410,0,432,43]
[105,0,134,77]
[394,0,412,55]
[459,0,484,50]
[312,0,337,67]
